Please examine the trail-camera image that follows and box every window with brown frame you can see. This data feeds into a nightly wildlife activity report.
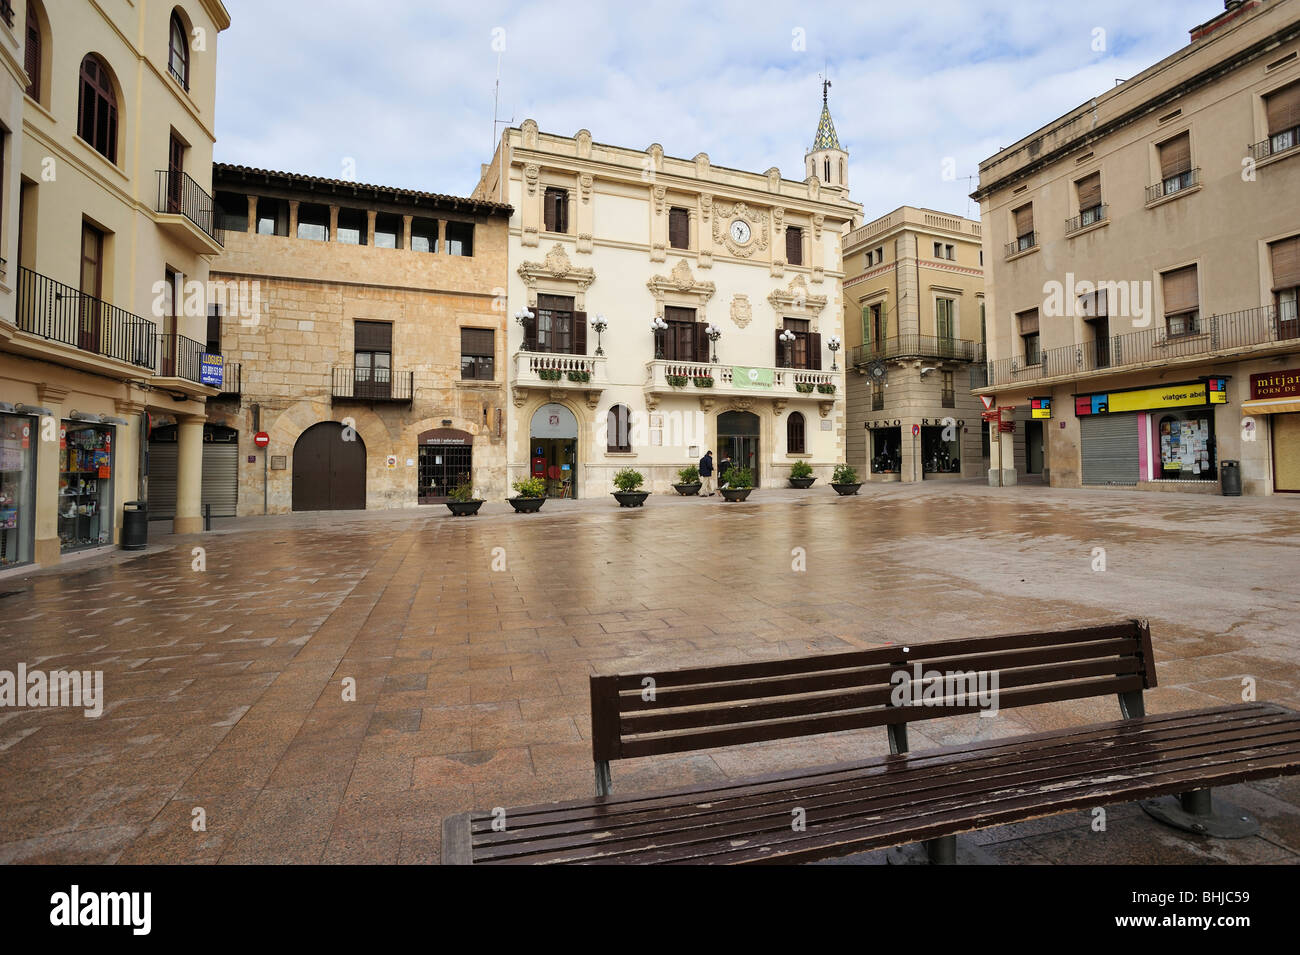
[607,404,632,453]
[168,10,189,90]
[78,54,118,162]
[668,207,689,249]
[543,187,568,233]
[662,305,708,362]
[1012,204,1034,252]
[1270,235,1300,339]
[787,412,806,454]
[1075,172,1103,225]
[1161,265,1200,337]
[1157,133,1193,195]
[1266,83,1300,157]
[776,318,821,370]
[1017,308,1040,365]
[528,293,587,355]
[786,226,803,266]
[24,2,41,102]
[460,327,495,380]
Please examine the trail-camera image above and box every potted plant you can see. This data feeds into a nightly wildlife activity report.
[538,368,563,381]
[788,459,816,489]
[612,468,650,507]
[666,373,689,388]
[566,369,591,383]
[445,478,484,516]
[795,382,815,394]
[830,463,862,496]
[673,465,702,496]
[509,476,547,512]
[816,383,837,395]
[692,375,715,388]
[720,466,754,502]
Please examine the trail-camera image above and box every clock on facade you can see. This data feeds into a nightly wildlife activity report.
[729,220,751,244]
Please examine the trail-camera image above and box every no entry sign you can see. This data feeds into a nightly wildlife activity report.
[254,431,270,448]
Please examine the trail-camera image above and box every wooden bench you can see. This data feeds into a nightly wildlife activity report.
[441,620,1300,864]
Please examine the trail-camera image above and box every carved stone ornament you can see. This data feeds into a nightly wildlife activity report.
[712,201,770,258]
[575,129,592,159]
[579,172,594,202]
[772,398,787,417]
[730,294,752,329]
[518,243,597,308]
[524,163,540,197]
[727,398,756,413]
[819,399,835,418]
[768,273,828,322]
[647,259,716,312]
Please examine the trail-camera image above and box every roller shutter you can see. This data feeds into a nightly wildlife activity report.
[1080,414,1139,485]
[147,440,238,519]
[147,441,178,520]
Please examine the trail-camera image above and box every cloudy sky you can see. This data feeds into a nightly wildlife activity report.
[215,0,1214,221]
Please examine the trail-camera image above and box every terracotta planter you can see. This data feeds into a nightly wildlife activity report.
[788,477,816,489]
[673,483,702,496]
[720,487,753,502]
[508,496,545,513]
[445,500,484,516]
[831,482,862,496]
[612,491,650,508]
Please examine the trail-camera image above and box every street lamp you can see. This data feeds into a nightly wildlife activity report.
[651,316,668,359]
[590,313,608,356]
[514,307,535,351]
[705,323,722,363]
[827,334,842,371]
[779,328,796,367]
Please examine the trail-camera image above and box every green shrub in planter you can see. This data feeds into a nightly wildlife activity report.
[449,479,477,503]
[538,368,562,381]
[721,466,754,489]
[512,476,547,498]
[790,460,814,480]
[692,376,715,388]
[795,382,815,393]
[566,370,591,383]
[832,463,859,484]
[613,468,645,492]
[816,383,837,394]
[677,465,700,484]
[666,374,688,387]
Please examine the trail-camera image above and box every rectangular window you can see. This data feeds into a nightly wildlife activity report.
[945,244,955,260]
[543,187,568,233]
[778,318,820,370]
[941,370,955,408]
[533,293,586,355]
[871,385,884,411]
[1075,172,1103,225]
[1158,132,1193,195]
[410,216,437,253]
[354,320,392,396]
[446,221,473,256]
[1265,82,1300,157]
[1270,236,1300,338]
[936,298,955,341]
[786,226,803,265]
[297,203,329,241]
[933,241,943,257]
[1013,203,1034,252]
[206,304,221,355]
[336,208,366,246]
[663,305,707,362]
[374,212,401,249]
[256,197,290,236]
[460,327,495,381]
[1017,308,1040,365]
[1161,265,1199,337]
[669,207,689,250]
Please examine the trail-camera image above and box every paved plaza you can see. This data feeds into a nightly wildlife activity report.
[1,481,1298,864]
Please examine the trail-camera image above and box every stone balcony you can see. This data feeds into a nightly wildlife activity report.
[511,351,608,408]
[644,359,840,416]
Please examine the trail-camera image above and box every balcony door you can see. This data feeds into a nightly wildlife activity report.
[354,320,392,399]
[79,223,104,354]
[167,132,185,213]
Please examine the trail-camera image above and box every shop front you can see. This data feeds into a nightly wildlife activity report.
[866,421,901,478]
[529,403,578,498]
[1242,368,1300,493]
[60,421,116,552]
[1076,378,1227,487]
[0,413,37,569]
[921,423,961,477]
[418,428,474,503]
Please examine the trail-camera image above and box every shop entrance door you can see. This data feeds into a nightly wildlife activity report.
[530,403,579,499]
[717,411,760,487]
[1274,413,1300,492]
[1025,420,1044,474]
[417,428,472,503]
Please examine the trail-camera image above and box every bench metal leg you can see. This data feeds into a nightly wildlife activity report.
[1118,690,1145,719]
[594,760,612,798]
[886,834,991,865]
[924,835,957,864]
[887,723,909,755]
[1140,788,1259,839]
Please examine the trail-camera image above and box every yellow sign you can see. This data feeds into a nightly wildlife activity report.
[1210,389,1227,404]
[1107,383,1207,414]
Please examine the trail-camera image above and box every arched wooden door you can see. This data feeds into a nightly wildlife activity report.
[292,422,366,511]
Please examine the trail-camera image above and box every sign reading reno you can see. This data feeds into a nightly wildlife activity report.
[731,366,774,389]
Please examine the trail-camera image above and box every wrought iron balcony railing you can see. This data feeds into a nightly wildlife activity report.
[1145,167,1201,204]
[1065,204,1108,235]
[155,169,224,246]
[217,361,241,396]
[1005,232,1037,258]
[331,367,414,403]
[15,266,157,368]
[852,335,984,365]
[1251,127,1300,163]
[154,332,206,383]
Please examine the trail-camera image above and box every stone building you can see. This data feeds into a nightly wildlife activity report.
[0,0,229,570]
[204,163,512,515]
[843,207,987,483]
[973,0,1300,495]
[473,91,861,498]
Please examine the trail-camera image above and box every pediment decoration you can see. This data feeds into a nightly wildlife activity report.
[730,294,752,329]
[517,243,597,308]
[768,274,828,321]
[647,259,716,312]
[712,201,770,258]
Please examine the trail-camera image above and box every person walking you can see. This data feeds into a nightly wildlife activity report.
[699,450,715,496]
[719,452,732,488]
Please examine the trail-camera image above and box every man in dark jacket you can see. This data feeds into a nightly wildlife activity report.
[699,450,715,496]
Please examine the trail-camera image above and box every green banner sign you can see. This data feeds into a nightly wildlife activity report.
[732,366,774,389]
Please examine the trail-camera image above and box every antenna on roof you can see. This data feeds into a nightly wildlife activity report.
[491,51,514,203]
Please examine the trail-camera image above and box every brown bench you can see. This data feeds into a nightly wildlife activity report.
[441,620,1300,864]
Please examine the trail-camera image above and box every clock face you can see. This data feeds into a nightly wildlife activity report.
[729,220,751,244]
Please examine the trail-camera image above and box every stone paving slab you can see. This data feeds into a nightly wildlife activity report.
[1,481,1298,864]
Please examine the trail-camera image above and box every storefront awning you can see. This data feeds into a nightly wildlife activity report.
[1242,397,1300,415]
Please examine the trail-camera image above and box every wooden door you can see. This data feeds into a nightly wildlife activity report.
[167,133,185,213]
[292,422,366,511]
[79,223,103,353]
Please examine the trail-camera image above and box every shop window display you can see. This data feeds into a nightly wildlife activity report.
[1157,413,1216,480]
[922,425,961,473]
[0,414,36,568]
[871,428,901,473]
[59,423,115,552]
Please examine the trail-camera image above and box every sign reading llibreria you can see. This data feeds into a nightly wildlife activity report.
[1251,369,1300,400]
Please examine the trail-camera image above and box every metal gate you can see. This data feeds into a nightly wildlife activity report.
[147,425,239,519]
[1080,413,1139,485]
[418,444,473,503]
[292,422,366,511]
[201,442,239,516]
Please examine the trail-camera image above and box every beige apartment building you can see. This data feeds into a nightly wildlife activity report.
[844,206,987,482]
[973,0,1300,495]
[473,95,861,498]
[205,164,512,514]
[0,0,229,570]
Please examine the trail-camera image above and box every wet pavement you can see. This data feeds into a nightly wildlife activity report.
[1,480,1298,864]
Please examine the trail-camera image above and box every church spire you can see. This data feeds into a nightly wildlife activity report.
[812,77,841,152]
[806,77,847,189]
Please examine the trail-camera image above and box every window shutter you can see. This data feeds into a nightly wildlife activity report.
[1270,235,1300,291]
[1162,266,1199,314]
[544,189,557,232]
[786,227,802,265]
[1076,172,1101,209]
[461,327,494,356]
[694,323,710,363]
[573,311,587,355]
[775,328,785,365]
[669,208,688,249]
[1266,83,1300,136]
[1013,204,1033,236]
[808,332,822,370]
[1159,133,1191,178]
[25,7,40,101]
[524,310,538,351]
[1017,309,1039,335]
[861,306,871,344]
[354,320,392,351]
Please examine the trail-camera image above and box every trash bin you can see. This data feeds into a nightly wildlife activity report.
[1220,460,1241,497]
[122,501,148,550]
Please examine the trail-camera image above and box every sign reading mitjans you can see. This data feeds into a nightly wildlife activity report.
[1251,369,1300,400]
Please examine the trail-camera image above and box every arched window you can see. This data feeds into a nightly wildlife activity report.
[787,412,806,454]
[78,54,117,162]
[24,2,43,103]
[168,10,189,89]
[840,158,846,183]
[607,404,632,453]
[823,158,831,182]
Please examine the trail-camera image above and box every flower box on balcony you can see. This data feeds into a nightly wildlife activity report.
[666,374,689,388]
[692,376,715,388]
[816,383,837,395]
[566,370,591,383]
[538,369,563,381]
[795,382,815,394]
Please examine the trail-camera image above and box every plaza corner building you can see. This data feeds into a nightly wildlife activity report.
[205,164,511,514]
[473,97,861,497]
[973,0,1300,495]
[0,0,230,569]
